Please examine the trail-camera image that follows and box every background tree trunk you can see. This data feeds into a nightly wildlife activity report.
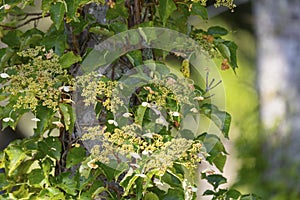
[255,0,300,197]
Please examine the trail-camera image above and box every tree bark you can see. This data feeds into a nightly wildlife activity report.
[255,0,300,196]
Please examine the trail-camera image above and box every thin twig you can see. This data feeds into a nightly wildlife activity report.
[10,12,43,17]
[0,13,50,30]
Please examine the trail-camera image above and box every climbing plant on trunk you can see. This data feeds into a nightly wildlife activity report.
[0,0,257,199]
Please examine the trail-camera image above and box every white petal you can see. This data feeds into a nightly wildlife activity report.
[172,111,180,117]
[31,117,40,122]
[108,119,118,126]
[122,112,132,118]
[4,4,11,10]
[141,102,149,107]
[190,108,198,113]
[63,86,70,92]
[194,96,204,101]
[0,73,10,79]
[3,117,14,122]
[143,132,153,139]
[87,159,98,169]
[155,117,165,125]
[130,152,141,160]
[153,178,164,186]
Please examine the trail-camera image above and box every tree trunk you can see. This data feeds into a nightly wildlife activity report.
[255,0,300,196]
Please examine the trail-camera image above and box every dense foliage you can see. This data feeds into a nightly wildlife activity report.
[0,0,258,199]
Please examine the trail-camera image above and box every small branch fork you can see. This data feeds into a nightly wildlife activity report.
[204,72,222,98]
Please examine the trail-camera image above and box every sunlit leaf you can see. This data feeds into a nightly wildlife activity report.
[145,192,160,200]
[106,1,128,20]
[28,168,45,187]
[135,105,147,126]
[208,26,228,36]
[59,103,76,132]
[50,2,66,30]
[226,189,242,199]
[203,174,227,190]
[158,0,177,26]
[2,30,22,48]
[162,188,185,200]
[223,41,238,70]
[200,104,231,138]
[38,137,62,160]
[38,187,65,199]
[35,105,55,135]
[4,144,27,176]
[59,51,82,69]
[191,3,208,20]
[54,172,78,196]
[66,146,86,168]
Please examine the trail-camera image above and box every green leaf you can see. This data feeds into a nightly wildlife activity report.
[0,151,4,171]
[203,190,215,196]
[38,137,62,160]
[210,152,226,173]
[126,50,143,66]
[0,172,8,189]
[0,48,15,69]
[35,105,55,135]
[226,189,241,199]
[50,2,66,30]
[136,177,143,200]
[41,157,54,177]
[21,28,44,48]
[66,146,86,168]
[223,41,238,70]
[145,192,160,200]
[80,180,105,199]
[59,51,82,69]
[200,104,231,138]
[54,172,78,196]
[4,144,27,177]
[161,171,182,188]
[158,0,177,26]
[28,168,45,187]
[204,174,227,190]
[216,43,230,60]
[11,184,31,199]
[197,133,227,171]
[240,194,262,200]
[106,1,129,20]
[207,26,228,36]
[99,162,121,182]
[42,0,52,15]
[79,157,93,179]
[89,26,114,36]
[2,30,22,48]
[135,105,147,126]
[59,103,76,132]
[109,22,128,33]
[41,25,67,55]
[38,187,66,200]
[65,0,80,22]
[191,3,208,20]
[162,188,185,200]
[120,173,139,196]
